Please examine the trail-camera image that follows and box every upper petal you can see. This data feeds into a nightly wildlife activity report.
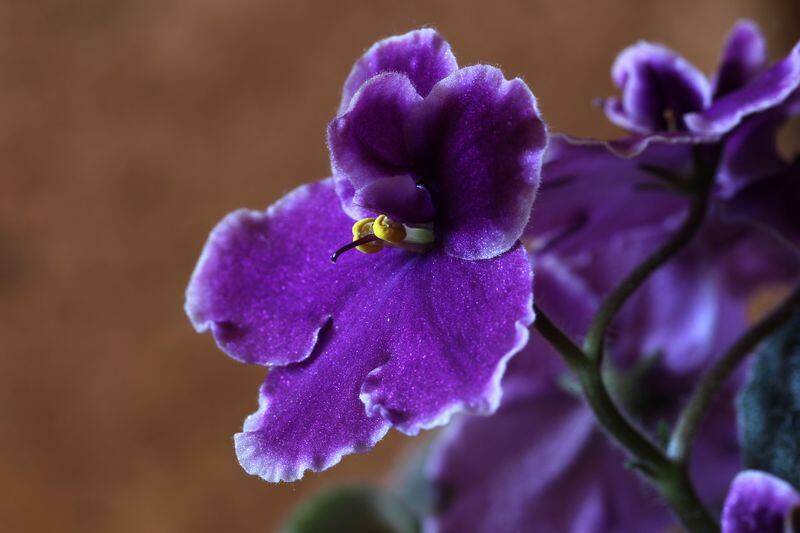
[722,471,800,533]
[685,42,800,136]
[359,243,534,435]
[411,65,547,260]
[713,19,767,99]
[328,73,433,223]
[605,41,711,133]
[338,29,458,114]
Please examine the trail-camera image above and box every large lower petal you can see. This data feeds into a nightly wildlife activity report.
[338,29,458,114]
[685,42,800,136]
[411,65,547,260]
[188,179,535,480]
[722,471,800,533]
[713,19,767,98]
[604,41,711,134]
[359,242,535,435]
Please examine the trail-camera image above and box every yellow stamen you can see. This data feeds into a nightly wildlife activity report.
[372,214,407,244]
[351,217,384,254]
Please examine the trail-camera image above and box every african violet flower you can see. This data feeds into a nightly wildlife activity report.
[722,471,800,533]
[185,29,546,482]
[427,231,742,532]
[597,20,800,229]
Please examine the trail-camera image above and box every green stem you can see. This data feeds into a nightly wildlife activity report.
[583,161,713,363]
[668,284,800,462]
[534,306,718,532]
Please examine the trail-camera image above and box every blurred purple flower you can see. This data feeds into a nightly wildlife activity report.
[598,20,800,223]
[722,470,800,533]
[427,237,742,532]
[185,29,547,482]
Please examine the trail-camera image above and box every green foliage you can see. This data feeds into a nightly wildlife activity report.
[738,313,800,488]
[283,484,418,533]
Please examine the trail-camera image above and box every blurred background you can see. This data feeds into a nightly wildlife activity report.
[1,0,797,531]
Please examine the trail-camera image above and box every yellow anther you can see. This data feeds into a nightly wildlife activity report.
[372,215,407,244]
[350,217,384,254]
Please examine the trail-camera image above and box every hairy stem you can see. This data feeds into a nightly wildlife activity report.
[668,284,800,462]
[534,306,718,532]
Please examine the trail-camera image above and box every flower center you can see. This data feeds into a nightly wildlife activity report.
[330,214,435,262]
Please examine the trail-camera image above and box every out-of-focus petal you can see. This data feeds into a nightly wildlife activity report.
[713,20,767,98]
[722,471,800,533]
[338,29,458,114]
[685,42,800,136]
[526,135,690,255]
[605,41,711,133]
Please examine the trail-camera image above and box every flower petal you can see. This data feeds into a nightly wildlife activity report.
[352,175,435,223]
[359,243,534,435]
[338,28,458,114]
[685,42,800,136]
[526,135,690,255]
[235,344,391,483]
[427,389,673,533]
[713,19,767,98]
[722,471,800,533]
[190,179,535,479]
[186,180,353,366]
[716,109,787,198]
[604,41,711,134]
[410,65,547,260]
[330,74,419,198]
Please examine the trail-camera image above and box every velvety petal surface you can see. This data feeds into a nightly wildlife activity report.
[329,73,432,222]
[685,42,800,136]
[410,65,547,260]
[338,28,458,114]
[604,42,711,133]
[188,179,534,480]
[713,20,767,98]
[359,241,534,434]
[722,471,800,533]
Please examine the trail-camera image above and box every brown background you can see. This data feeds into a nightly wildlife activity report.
[1,1,797,531]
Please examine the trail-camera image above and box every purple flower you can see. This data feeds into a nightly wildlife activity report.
[603,20,799,141]
[185,29,546,482]
[426,236,742,533]
[722,471,800,533]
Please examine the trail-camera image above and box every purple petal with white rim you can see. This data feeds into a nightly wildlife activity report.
[722,471,800,533]
[410,65,547,260]
[329,73,426,220]
[685,42,800,136]
[359,242,534,434]
[235,339,392,483]
[713,19,767,98]
[338,28,458,114]
[604,41,711,134]
[189,179,535,479]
